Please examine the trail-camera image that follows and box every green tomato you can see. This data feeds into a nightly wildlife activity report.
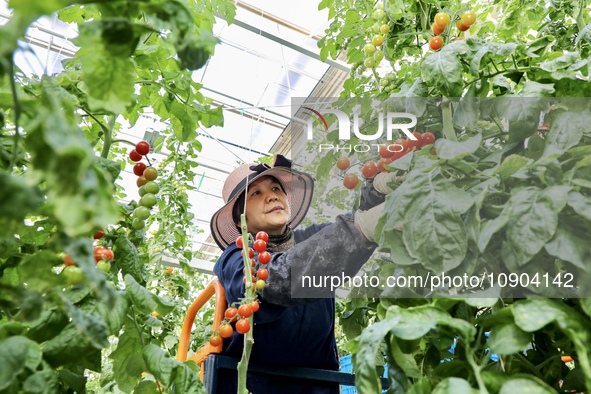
[138,185,147,197]
[364,57,376,68]
[63,266,84,285]
[97,261,111,273]
[134,206,151,220]
[132,218,146,230]
[374,50,384,61]
[140,193,157,208]
[373,9,386,21]
[144,181,160,194]
[376,2,384,9]
[363,43,376,55]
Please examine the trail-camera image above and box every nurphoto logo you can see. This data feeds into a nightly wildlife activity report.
[303,106,418,153]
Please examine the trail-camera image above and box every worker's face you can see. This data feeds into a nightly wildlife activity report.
[242,176,290,236]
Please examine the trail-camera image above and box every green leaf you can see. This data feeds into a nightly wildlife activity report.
[388,337,422,378]
[499,377,555,394]
[545,111,591,150]
[79,49,136,113]
[115,235,147,284]
[111,318,146,392]
[420,45,465,97]
[576,23,591,45]
[567,191,591,221]
[544,219,591,270]
[124,274,158,315]
[406,379,432,394]
[41,323,96,368]
[381,170,473,272]
[95,290,129,335]
[432,377,476,393]
[57,369,87,393]
[488,323,531,355]
[496,154,531,180]
[95,157,122,184]
[23,369,60,394]
[519,81,555,96]
[0,336,40,390]
[60,294,109,349]
[143,344,206,393]
[0,172,43,220]
[355,319,407,394]
[453,87,478,131]
[477,208,510,253]
[133,380,161,394]
[501,186,569,268]
[490,97,544,143]
[434,134,482,161]
[7,0,72,16]
[469,41,516,76]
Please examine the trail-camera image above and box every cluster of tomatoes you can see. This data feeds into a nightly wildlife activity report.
[429,10,477,51]
[62,228,114,285]
[337,131,437,190]
[362,3,389,69]
[208,232,271,345]
[129,141,160,231]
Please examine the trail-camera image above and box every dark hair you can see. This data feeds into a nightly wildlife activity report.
[232,175,285,225]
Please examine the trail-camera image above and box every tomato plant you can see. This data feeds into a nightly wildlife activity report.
[316,0,591,391]
[0,0,234,392]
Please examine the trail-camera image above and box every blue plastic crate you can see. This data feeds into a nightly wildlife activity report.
[339,355,388,394]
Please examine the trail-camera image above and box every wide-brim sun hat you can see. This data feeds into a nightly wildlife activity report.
[210,154,315,250]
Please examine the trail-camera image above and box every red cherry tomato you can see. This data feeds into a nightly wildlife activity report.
[225,307,238,322]
[209,335,223,347]
[343,174,359,190]
[238,304,253,318]
[136,141,150,155]
[129,150,142,162]
[94,247,114,262]
[219,324,233,338]
[255,231,269,242]
[257,268,269,280]
[336,157,350,170]
[250,301,260,313]
[241,247,255,259]
[64,255,75,267]
[236,319,251,334]
[253,240,267,253]
[235,236,244,249]
[362,162,378,179]
[133,163,147,176]
[258,251,271,264]
[407,132,423,150]
[422,132,436,145]
[429,36,444,51]
[93,228,105,240]
[378,144,393,158]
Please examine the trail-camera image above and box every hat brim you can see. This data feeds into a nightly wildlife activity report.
[210,167,315,249]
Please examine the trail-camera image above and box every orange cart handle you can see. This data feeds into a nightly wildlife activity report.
[177,278,226,363]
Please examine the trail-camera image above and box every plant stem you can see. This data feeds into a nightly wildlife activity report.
[514,353,544,380]
[111,138,137,147]
[100,115,117,159]
[236,214,254,394]
[465,343,489,394]
[9,59,21,171]
[441,97,457,141]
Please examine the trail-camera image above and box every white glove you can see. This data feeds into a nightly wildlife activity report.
[373,172,406,195]
[354,202,385,243]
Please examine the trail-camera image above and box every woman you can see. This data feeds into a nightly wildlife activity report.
[210,154,391,393]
